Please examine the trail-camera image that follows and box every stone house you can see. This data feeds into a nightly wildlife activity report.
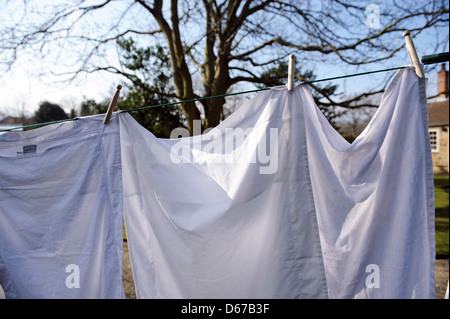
[428,64,449,175]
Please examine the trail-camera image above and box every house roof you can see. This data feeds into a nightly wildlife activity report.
[0,116,22,125]
[428,99,449,126]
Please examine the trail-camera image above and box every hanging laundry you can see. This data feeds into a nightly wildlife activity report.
[304,66,435,298]
[0,66,435,299]
[120,66,435,299]
[119,86,329,299]
[0,115,125,299]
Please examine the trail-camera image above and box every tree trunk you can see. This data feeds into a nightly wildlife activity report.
[148,0,201,135]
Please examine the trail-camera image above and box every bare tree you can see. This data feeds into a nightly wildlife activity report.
[1,0,448,134]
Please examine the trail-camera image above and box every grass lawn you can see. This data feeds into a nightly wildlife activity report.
[435,175,449,255]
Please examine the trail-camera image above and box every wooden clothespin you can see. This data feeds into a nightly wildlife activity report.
[403,30,425,78]
[103,85,122,125]
[288,54,295,91]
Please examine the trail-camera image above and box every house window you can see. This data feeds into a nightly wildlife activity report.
[429,129,439,153]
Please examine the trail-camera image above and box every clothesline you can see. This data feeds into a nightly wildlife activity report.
[122,66,405,114]
[0,66,435,298]
[0,61,442,132]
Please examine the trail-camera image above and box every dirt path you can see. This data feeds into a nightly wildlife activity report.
[122,241,136,299]
[435,256,449,299]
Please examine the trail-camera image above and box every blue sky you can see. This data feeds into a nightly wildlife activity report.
[0,1,448,120]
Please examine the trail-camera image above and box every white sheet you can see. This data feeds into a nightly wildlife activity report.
[303,66,436,298]
[0,66,434,299]
[120,85,329,299]
[0,114,125,299]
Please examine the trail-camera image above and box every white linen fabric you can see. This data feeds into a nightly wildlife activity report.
[0,114,125,299]
[0,66,434,299]
[120,85,329,299]
[303,66,436,298]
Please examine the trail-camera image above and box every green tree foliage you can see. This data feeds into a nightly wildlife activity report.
[117,39,185,137]
[34,101,68,124]
[115,39,185,137]
[80,40,184,137]
[81,99,109,115]
[119,87,185,138]
[258,61,342,129]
